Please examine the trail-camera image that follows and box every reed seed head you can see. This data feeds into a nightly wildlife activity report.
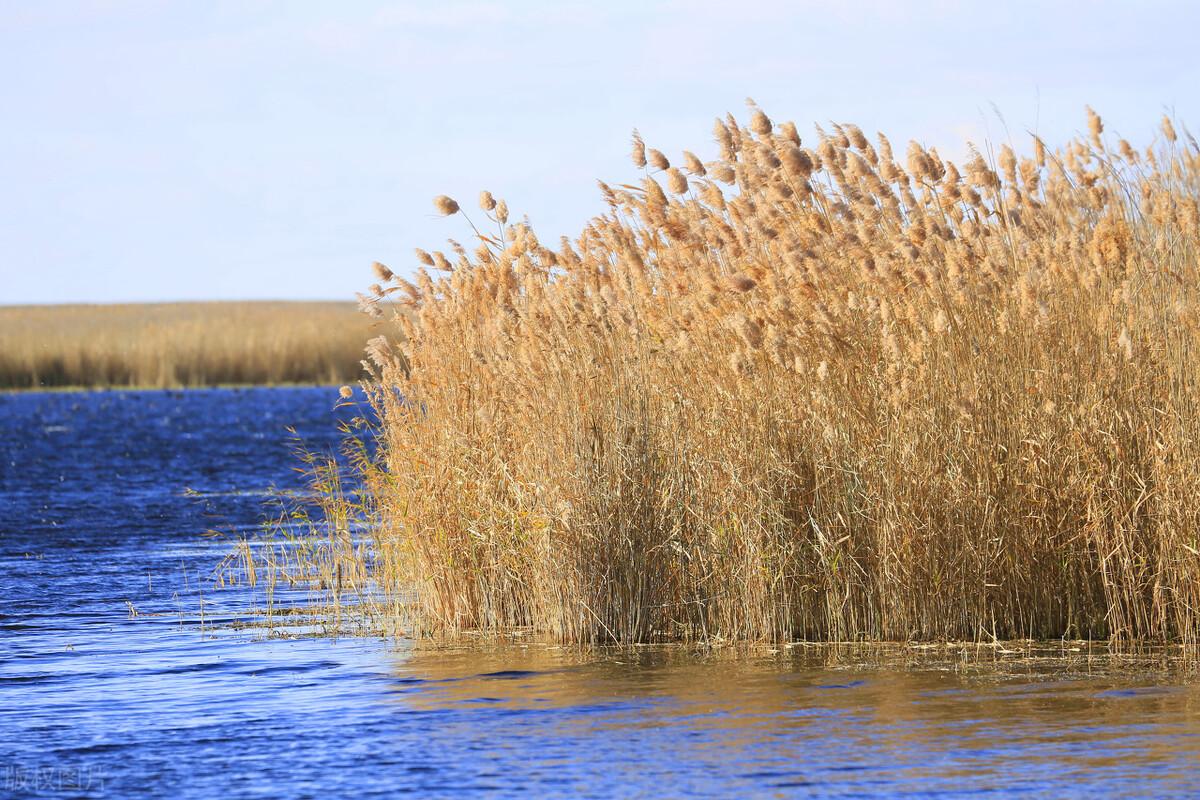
[666,168,689,195]
[727,272,757,292]
[750,110,772,136]
[1087,106,1104,148]
[631,130,647,168]
[1162,115,1178,143]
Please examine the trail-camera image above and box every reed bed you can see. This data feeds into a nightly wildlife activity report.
[309,107,1200,646]
[0,301,377,389]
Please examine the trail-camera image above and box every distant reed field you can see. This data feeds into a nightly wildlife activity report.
[0,302,377,389]
[255,108,1200,647]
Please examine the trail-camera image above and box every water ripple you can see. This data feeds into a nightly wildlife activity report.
[3,389,1200,798]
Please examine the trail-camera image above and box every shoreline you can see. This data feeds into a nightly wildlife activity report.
[0,301,376,395]
[0,382,352,396]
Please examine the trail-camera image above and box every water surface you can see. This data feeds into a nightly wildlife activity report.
[2,388,1199,797]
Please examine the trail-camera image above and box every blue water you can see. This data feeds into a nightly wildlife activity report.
[3,387,1200,798]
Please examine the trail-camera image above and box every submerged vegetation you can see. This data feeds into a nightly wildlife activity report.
[266,107,1200,646]
[0,302,377,389]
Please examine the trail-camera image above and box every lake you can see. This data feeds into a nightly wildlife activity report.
[3,387,1199,798]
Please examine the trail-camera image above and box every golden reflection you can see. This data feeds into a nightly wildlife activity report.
[380,642,1200,787]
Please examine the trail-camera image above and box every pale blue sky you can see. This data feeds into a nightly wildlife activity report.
[2,1,1197,305]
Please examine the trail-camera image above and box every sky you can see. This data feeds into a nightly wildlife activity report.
[1,0,1197,305]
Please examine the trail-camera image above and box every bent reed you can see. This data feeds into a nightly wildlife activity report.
[0,302,377,389]
[327,107,1200,646]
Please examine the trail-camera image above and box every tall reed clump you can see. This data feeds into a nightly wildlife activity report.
[345,107,1200,645]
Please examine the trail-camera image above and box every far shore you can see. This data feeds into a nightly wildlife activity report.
[1,381,351,395]
[0,301,377,391]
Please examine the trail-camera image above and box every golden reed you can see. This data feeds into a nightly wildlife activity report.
[326,107,1200,645]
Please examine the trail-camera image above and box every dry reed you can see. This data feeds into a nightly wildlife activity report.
[315,108,1200,646]
[0,302,378,389]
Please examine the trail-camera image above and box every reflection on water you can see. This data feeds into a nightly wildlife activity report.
[2,389,1199,797]
[385,644,1200,796]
